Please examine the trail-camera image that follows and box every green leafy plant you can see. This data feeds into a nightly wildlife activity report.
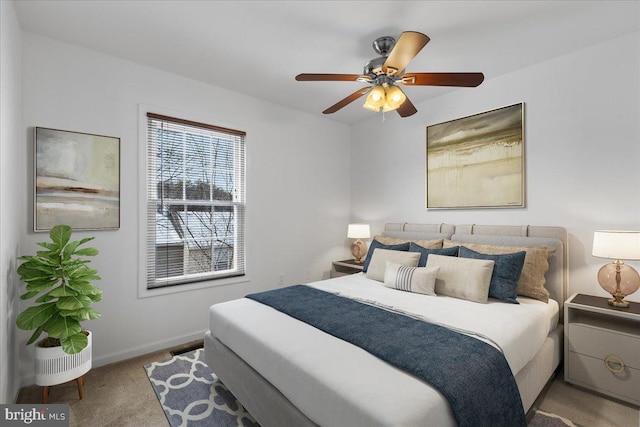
[16,225,102,354]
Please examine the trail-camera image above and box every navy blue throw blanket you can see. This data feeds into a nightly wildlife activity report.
[246,285,526,427]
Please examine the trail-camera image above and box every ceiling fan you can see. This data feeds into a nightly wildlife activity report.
[295,31,484,118]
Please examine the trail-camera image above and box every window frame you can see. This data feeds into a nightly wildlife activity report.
[138,105,249,298]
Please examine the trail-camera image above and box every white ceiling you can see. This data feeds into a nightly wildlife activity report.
[13,1,640,124]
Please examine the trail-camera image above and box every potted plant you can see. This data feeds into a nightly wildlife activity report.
[16,224,102,391]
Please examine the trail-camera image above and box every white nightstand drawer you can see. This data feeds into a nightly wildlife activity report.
[568,351,640,405]
[565,293,640,406]
[568,323,640,369]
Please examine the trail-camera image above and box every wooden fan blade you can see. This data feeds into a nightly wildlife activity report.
[396,97,417,117]
[401,72,484,87]
[322,87,370,114]
[296,73,361,82]
[383,31,430,75]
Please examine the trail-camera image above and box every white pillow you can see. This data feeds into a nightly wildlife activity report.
[383,261,440,296]
[365,249,420,282]
[426,254,495,303]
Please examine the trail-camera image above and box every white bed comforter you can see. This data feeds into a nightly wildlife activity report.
[209,273,559,427]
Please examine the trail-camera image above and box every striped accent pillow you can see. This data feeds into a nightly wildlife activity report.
[383,261,439,296]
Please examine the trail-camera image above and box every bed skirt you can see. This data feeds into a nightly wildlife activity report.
[204,331,318,427]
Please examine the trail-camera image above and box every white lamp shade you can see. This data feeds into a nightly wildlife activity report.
[347,224,370,239]
[592,230,640,260]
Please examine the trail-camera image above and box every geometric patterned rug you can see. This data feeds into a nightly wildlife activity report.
[144,349,258,427]
[145,349,581,427]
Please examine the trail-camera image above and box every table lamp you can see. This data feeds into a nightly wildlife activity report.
[348,224,370,264]
[592,230,640,307]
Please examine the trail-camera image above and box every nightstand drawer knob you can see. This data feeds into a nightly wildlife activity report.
[604,355,626,373]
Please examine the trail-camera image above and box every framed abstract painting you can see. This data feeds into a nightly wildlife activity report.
[426,103,525,209]
[34,127,120,231]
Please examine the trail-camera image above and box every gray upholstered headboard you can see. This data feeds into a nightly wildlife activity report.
[382,223,568,312]
[383,223,455,240]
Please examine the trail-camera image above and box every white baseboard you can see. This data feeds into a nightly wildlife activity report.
[92,329,207,368]
[20,330,207,387]
[12,385,21,404]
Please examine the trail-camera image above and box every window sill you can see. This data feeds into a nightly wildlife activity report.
[137,275,251,299]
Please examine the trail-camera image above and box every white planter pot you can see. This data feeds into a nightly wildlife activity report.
[35,331,92,386]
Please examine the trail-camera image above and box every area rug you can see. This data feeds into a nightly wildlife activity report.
[144,349,258,427]
[145,349,581,427]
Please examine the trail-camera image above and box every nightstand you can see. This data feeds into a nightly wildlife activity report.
[564,293,640,406]
[330,259,364,278]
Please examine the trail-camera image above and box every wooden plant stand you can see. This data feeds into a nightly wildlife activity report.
[41,375,85,404]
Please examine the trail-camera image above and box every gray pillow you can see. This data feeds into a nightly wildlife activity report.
[426,254,495,303]
[365,249,420,282]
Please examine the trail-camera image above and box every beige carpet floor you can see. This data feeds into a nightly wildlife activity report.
[15,345,182,427]
[535,374,638,427]
[17,344,639,427]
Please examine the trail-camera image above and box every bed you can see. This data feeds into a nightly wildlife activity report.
[204,223,568,426]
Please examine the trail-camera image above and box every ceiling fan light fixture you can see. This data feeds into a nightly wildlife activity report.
[356,75,373,83]
[296,31,483,118]
[384,85,406,110]
[363,85,386,111]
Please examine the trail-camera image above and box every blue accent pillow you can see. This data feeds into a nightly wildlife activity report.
[458,247,526,304]
[362,240,410,272]
[409,242,459,267]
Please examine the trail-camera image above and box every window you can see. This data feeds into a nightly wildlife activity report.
[146,113,246,289]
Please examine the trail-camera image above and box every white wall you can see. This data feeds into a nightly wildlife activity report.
[19,32,352,384]
[0,0,24,403]
[351,32,640,302]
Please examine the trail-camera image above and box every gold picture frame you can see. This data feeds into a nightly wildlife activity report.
[34,127,120,231]
[426,103,525,209]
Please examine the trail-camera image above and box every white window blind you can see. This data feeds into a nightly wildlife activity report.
[146,113,246,288]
